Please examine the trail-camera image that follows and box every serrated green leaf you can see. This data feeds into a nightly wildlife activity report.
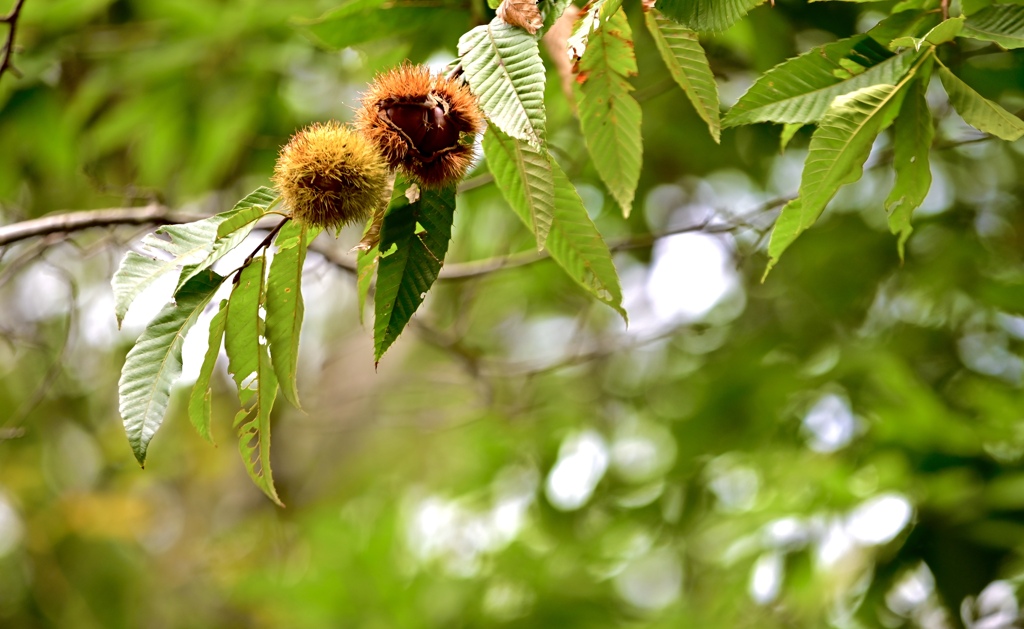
[458,18,547,146]
[119,270,226,466]
[188,298,228,445]
[546,160,626,320]
[886,78,934,260]
[224,256,282,505]
[216,187,279,238]
[113,215,229,328]
[176,187,277,293]
[645,10,721,143]
[374,181,456,363]
[724,35,915,128]
[766,82,911,276]
[656,0,767,33]
[225,258,265,397]
[232,352,280,506]
[963,4,1024,48]
[111,187,278,328]
[938,63,1024,141]
[482,126,555,248]
[576,9,642,218]
[265,221,313,410]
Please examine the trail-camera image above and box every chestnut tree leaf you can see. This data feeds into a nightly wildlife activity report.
[575,8,642,217]
[188,298,228,445]
[224,256,283,506]
[885,77,933,260]
[459,18,547,146]
[645,9,721,143]
[119,269,226,466]
[546,159,626,321]
[723,35,914,128]
[374,178,456,363]
[962,4,1024,49]
[938,63,1024,141]
[483,125,555,248]
[266,221,319,410]
[766,83,911,276]
[656,0,767,33]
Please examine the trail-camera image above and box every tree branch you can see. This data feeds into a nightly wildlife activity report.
[0,0,27,82]
[0,199,768,281]
[0,204,208,247]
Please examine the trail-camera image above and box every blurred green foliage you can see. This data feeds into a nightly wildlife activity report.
[3,0,1024,627]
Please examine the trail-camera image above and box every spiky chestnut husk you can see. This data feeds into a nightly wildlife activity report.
[272,121,389,230]
[356,64,484,187]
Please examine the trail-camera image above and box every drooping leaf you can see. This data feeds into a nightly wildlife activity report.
[374,180,457,363]
[118,270,226,466]
[962,4,1024,49]
[886,78,934,260]
[765,83,911,276]
[225,258,265,400]
[938,63,1024,141]
[177,187,279,293]
[232,353,280,506]
[546,160,626,320]
[723,35,915,128]
[266,221,317,410]
[645,9,721,143]
[576,8,642,217]
[188,298,228,445]
[482,126,555,248]
[224,256,282,506]
[297,0,464,50]
[656,0,767,33]
[459,18,547,146]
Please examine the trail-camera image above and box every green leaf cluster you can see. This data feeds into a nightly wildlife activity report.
[114,187,317,504]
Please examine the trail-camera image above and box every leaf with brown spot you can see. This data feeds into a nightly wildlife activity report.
[497,0,543,34]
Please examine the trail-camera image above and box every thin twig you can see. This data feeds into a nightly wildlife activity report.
[232,216,289,283]
[0,0,27,81]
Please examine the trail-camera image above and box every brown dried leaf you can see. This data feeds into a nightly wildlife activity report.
[497,0,543,35]
[641,0,656,11]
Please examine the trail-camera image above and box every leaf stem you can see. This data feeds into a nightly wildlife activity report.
[232,217,290,284]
